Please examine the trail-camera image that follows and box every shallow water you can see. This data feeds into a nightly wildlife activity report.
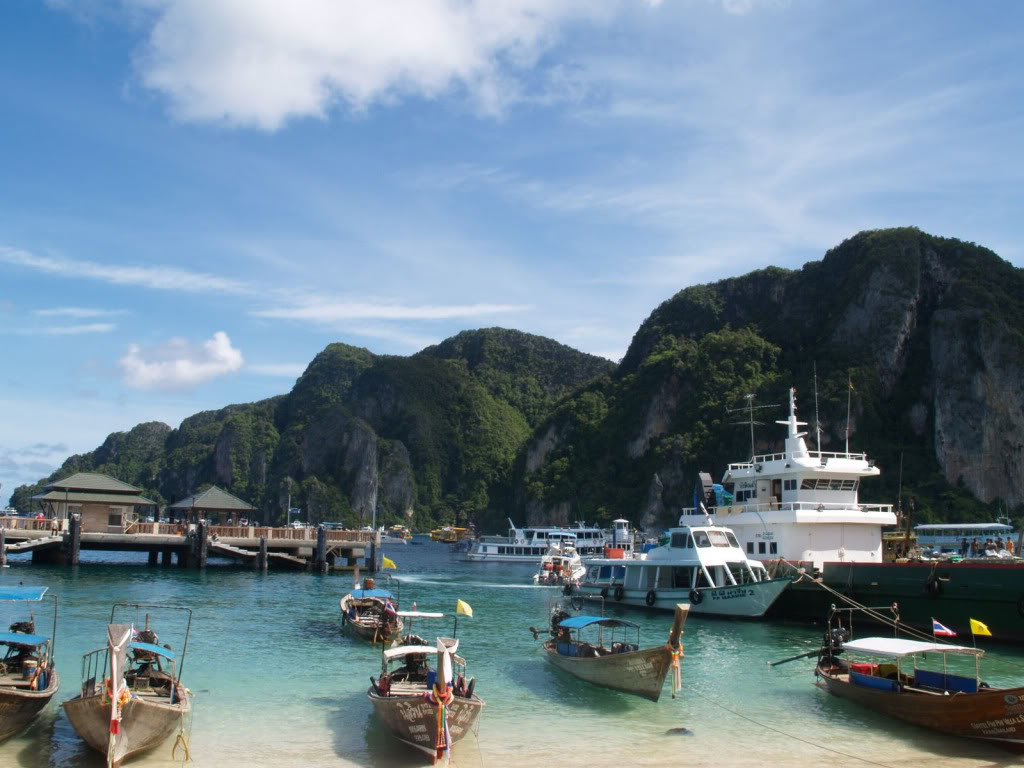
[2,543,1023,768]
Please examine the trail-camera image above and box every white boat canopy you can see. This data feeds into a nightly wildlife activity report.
[383,645,466,666]
[843,637,984,658]
[395,611,444,618]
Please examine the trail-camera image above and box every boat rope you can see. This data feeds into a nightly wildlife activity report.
[689,686,897,768]
[666,642,683,698]
[172,689,194,764]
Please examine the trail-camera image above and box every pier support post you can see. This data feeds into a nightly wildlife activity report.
[257,536,268,571]
[195,521,208,569]
[148,549,159,566]
[67,514,81,566]
[161,549,172,566]
[315,525,328,574]
[0,527,6,568]
[369,537,377,574]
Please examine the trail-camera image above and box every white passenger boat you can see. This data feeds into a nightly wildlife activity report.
[532,542,586,587]
[684,387,897,570]
[466,518,633,563]
[576,523,790,617]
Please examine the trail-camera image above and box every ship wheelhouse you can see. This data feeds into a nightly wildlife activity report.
[681,387,897,571]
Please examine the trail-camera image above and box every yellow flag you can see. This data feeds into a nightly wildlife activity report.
[970,618,992,637]
[381,556,397,570]
[456,599,473,617]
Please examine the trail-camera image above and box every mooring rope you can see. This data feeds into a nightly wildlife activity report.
[689,686,897,768]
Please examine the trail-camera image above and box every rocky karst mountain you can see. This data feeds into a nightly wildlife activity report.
[10,230,1023,531]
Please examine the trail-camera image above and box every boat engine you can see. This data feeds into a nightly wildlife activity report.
[820,625,850,664]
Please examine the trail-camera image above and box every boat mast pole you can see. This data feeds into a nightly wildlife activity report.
[845,371,852,457]
[814,363,822,456]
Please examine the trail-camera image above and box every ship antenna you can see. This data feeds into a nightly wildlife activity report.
[845,370,853,457]
[813,362,822,456]
[727,393,779,461]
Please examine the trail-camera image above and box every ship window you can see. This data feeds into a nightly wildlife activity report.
[599,566,612,580]
[673,568,692,588]
[758,542,766,554]
[686,535,693,548]
[693,531,711,548]
[671,532,688,548]
[770,542,778,554]
[588,567,599,581]
[615,566,626,579]
[708,531,731,547]
[694,568,711,589]
[829,479,843,491]
[801,479,815,490]
[746,542,754,554]
[537,531,546,539]
[841,480,856,491]
[498,546,506,554]
[726,532,740,548]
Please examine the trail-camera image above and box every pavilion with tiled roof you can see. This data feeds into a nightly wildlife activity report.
[169,485,257,525]
[33,472,156,533]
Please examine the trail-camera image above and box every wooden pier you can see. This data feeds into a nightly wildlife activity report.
[0,517,379,572]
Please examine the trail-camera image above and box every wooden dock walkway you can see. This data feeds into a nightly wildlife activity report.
[0,517,379,573]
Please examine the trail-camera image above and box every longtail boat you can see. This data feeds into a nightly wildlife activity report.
[63,604,193,767]
[340,577,403,645]
[0,585,60,740]
[535,601,688,701]
[369,636,484,764]
[804,605,1024,751]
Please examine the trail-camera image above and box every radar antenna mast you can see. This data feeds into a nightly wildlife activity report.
[728,393,779,461]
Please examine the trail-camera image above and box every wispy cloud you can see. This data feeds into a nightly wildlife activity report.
[32,307,129,318]
[0,247,257,297]
[252,302,531,322]
[16,323,117,336]
[119,331,244,390]
[247,363,306,378]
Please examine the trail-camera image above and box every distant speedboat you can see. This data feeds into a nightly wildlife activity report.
[532,541,585,587]
[0,586,60,741]
[534,601,688,701]
[63,604,193,767]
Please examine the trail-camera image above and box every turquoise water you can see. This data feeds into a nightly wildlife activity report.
[2,543,1024,768]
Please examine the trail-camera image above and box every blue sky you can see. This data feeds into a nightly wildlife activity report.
[2,0,1022,500]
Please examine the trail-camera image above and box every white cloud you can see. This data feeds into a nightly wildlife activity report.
[127,0,627,129]
[247,363,307,378]
[252,301,531,322]
[33,307,128,318]
[119,331,244,390]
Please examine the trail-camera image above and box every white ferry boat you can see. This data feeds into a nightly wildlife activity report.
[914,522,1015,554]
[576,522,790,617]
[684,387,897,570]
[466,519,633,563]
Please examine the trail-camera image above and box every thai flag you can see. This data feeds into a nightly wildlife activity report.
[384,598,396,615]
[932,618,956,637]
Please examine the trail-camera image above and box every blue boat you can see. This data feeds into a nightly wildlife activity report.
[0,585,60,741]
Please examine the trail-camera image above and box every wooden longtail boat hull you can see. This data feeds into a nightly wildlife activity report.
[818,667,1024,751]
[62,691,190,767]
[340,597,404,644]
[544,644,674,702]
[0,670,60,741]
[369,690,484,764]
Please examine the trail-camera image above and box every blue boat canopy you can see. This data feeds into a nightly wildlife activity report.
[0,631,48,646]
[130,641,175,660]
[558,615,639,630]
[0,586,48,601]
[350,589,394,599]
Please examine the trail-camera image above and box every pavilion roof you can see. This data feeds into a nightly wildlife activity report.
[169,485,256,512]
[44,472,143,494]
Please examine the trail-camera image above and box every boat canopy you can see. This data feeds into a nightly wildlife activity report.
[0,586,48,601]
[0,631,48,646]
[558,615,639,630]
[843,637,983,658]
[396,611,444,618]
[130,641,175,660]
[384,644,466,666]
[349,589,394,599]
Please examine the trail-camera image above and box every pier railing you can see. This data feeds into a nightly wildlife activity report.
[0,516,63,532]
